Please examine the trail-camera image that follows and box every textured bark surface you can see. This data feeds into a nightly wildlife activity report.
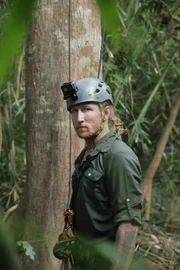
[19,1,101,269]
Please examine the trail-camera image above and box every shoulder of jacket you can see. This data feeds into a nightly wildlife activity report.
[102,139,137,164]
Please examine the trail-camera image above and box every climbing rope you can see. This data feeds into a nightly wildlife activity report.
[66,4,104,207]
[55,4,106,266]
[67,0,72,209]
[97,28,105,79]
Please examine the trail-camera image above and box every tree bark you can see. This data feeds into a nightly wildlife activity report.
[141,96,180,220]
[13,1,101,269]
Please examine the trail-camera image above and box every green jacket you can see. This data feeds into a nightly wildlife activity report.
[71,131,142,241]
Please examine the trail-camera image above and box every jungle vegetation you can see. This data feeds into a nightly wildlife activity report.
[0,0,179,268]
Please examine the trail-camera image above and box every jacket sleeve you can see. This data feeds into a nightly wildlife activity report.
[105,151,142,226]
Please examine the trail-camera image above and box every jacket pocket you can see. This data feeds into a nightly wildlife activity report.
[84,168,108,204]
[84,168,103,182]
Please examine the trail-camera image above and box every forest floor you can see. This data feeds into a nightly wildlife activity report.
[138,222,180,270]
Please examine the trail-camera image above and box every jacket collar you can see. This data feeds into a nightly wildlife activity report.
[75,131,122,167]
[88,131,121,157]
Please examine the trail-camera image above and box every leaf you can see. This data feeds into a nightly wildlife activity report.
[128,47,178,146]
[0,0,37,88]
[96,0,120,44]
[15,101,25,117]
[17,241,35,261]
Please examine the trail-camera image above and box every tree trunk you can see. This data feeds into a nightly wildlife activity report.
[15,1,101,269]
[141,96,180,220]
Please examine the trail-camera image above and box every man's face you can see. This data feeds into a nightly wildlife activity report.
[71,103,103,139]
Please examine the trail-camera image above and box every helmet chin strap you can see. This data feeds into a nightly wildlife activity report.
[92,119,105,139]
[89,104,106,141]
[94,121,105,138]
[92,105,106,139]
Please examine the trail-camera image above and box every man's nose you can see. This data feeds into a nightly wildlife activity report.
[77,110,84,123]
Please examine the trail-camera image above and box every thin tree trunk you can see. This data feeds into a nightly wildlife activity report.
[10,1,101,269]
[141,96,180,220]
[0,112,2,155]
[16,47,25,99]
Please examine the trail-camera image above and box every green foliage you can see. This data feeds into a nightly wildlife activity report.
[17,241,35,261]
[96,0,120,43]
[0,0,37,88]
[54,234,150,270]
[0,0,31,211]
[103,0,180,224]
[0,220,20,270]
[103,0,179,146]
[0,69,26,211]
[0,0,179,244]
[150,128,180,225]
[128,50,178,146]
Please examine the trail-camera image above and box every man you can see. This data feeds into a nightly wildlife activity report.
[60,77,142,269]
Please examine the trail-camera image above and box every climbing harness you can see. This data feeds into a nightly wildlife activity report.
[53,208,75,264]
[62,208,74,240]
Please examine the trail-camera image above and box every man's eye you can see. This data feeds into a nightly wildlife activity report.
[71,109,77,113]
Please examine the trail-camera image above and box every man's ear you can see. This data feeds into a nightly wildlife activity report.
[104,106,111,120]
